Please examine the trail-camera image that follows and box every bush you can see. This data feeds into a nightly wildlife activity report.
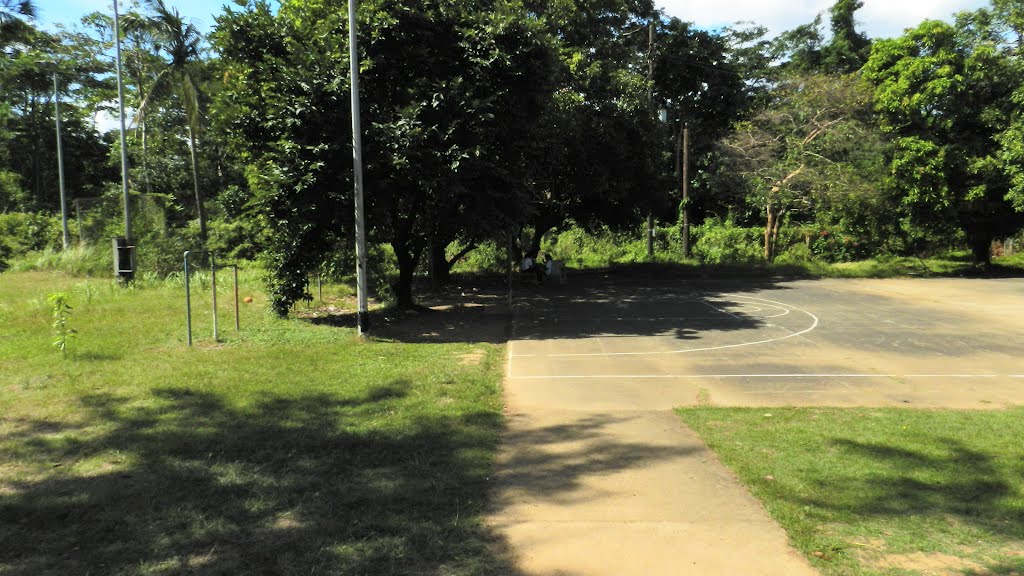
[0,212,62,257]
[443,240,500,273]
[693,217,763,264]
[775,242,813,264]
[810,229,872,262]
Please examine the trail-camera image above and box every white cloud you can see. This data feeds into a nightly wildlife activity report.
[658,0,988,39]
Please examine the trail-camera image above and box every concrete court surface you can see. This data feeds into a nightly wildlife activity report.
[488,274,1024,575]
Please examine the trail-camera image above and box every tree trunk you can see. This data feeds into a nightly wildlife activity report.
[968,227,993,266]
[771,208,784,261]
[428,238,441,291]
[764,165,806,262]
[394,242,422,309]
[187,123,207,245]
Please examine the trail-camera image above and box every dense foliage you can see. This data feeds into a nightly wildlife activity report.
[3,0,1024,309]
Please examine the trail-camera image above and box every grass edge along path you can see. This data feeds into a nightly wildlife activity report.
[677,406,1024,576]
[0,270,515,575]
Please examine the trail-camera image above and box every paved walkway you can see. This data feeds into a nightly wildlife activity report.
[488,278,825,575]
[488,405,817,575]
[487,275,1024,574]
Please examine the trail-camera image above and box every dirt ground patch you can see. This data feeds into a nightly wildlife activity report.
[861,551,985,575]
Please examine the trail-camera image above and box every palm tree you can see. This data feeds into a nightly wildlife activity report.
[138,0,207,244]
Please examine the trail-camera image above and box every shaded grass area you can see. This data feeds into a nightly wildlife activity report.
[677,407,1024,576]
[0,271,514,575]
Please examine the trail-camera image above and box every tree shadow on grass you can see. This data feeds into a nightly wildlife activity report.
[795,437,1024,541]
[0,386,523,575]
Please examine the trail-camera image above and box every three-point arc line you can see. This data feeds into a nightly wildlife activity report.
[510,294,820,359]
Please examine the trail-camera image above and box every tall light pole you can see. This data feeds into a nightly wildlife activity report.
[348,0,369,335]
[39,62,72,250]
[113,0,132,244]
[52,69,70,249]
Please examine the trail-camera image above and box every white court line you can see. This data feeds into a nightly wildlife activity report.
[525,294,820,358]
[507,373,1008,380]
[701,299,742,319]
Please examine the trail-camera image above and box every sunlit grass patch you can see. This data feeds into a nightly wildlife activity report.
[677,407,1024,575]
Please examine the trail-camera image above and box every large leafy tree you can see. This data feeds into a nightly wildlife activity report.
[864,18,1023,262]
[515,0,666,253]
[0,22,112,213]
[772,0,871,75]
[215,0,557,311]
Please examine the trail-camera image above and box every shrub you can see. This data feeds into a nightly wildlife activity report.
[693,217,763,264]
[810,229,872,262]
[450,240,505,273]
[775,242,813,264]
[0,212,62,257]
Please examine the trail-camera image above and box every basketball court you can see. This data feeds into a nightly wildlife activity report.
[507,275,1024,410]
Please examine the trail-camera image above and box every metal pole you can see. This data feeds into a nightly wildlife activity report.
[318,274,322,302]
[349,0,369,335]
[211,252,218,342]
[646,20,655,262]
[184,251,192,346]
[682,122,691,259]
[113,0,132,244]
[507,228,514,310]
[53,71,70,250]
[233,265,240,331]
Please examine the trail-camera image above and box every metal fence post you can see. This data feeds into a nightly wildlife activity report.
[233,264,240,331]
[184,251,192,346]
[211,252,218,342]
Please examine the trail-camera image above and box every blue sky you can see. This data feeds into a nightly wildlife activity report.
[38,0,990,39]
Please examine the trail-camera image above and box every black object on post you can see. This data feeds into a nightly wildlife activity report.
[113,237,136,280]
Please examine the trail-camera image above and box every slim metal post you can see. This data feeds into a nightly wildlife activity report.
[682,123,691,259]
[349,0,369,335]
[113,0,132,245]
[211,252,218,342]
[233,264,240,331]
[184,251,192,346]
[53,71,70,250]
[318,274,323,302]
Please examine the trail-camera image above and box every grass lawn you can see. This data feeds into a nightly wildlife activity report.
[0,270,512,575]
[677,407,1024,576]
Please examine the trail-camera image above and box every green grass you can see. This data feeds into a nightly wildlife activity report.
[677,407,1024,576]
[0,270,512,575]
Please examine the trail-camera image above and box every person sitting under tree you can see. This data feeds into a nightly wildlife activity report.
[521,248,545,283]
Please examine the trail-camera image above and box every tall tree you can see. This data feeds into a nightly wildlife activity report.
[139,0,208,244]
[864,19,1022,263]
[215,0,558,312]
[823,0,871,73]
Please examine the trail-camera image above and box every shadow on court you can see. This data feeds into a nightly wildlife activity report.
[303,266,803,345]
[512,269,798,342]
